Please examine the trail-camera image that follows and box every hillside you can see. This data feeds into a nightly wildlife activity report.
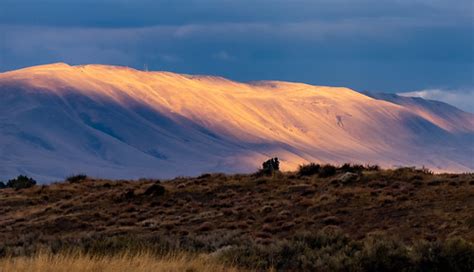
[0,63,473,181]
[1,166,473,270]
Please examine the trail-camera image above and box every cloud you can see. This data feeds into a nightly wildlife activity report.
[399,89,474,113]
[1,0,472,27]
[158,54,181,63]
[212,50,235,61]
[0,22,472,92]
[0,0,472,92]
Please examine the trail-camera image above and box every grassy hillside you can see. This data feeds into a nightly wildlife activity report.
[0,252,237,272]
[1,165,473,271]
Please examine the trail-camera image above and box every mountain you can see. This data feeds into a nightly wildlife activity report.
[0,63,473,181]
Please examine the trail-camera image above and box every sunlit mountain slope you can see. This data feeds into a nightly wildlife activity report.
[0,63,472,181]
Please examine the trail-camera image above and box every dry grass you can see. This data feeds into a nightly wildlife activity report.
[0,165,473,270]
[0,252,239,272]
[2,168,471,244]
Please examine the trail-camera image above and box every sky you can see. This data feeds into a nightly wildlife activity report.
[0,0,473,111]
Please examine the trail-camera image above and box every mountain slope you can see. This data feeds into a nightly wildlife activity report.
[0,63,472,181]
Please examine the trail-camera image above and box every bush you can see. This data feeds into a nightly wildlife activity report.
[144,183,165,197]
[366,164,380,171]
[217,231,474,271]
[1,226,473,271]
[0,181,6,189]
[218,229,360,271]
[319,164,337,177]
[298,163,320,176]
[339,163,365,173]
[258,158,280,176]
[66,174,88,183]
[197,173,212,179]
[357,236,412,272]
[394,167,433,176]
[6,175,37,190]
[413,238,474,272]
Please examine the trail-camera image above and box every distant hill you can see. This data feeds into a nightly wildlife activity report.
[0,63,473,181]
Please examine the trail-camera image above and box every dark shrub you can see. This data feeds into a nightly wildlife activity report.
[197,173,212,179]
[122,190,135,200]
[6,175,37,190]
[339,163,365,173]
[218,229,359,271]
[259,157,280,176]
[298,163,320,176]
[357,236,412,272]
[395,167,433,176]
[413,238,474,272]
[419,166,433,175]
[366,164,380,171]
[440,238,474,272]
[0,181,6,189]
[144,183,165,197]
[319,164,337,177]
[66,174,88,183]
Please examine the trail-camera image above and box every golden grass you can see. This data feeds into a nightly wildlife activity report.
[0,252,239,272]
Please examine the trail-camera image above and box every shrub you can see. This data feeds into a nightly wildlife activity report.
[6,175,37,190]
[259,157,280,176]
[66,174,87,183]
[413,238,474,272]
[339,163,365,173]
[319,164,337,177]
[143,183,165,197]
[0,181,6,189]
[218,229,359,271]
[366,164,380,171]
[394,166,433,176]
[219,231,474,271]
[298,163,320,176]
[197,173,212,179]
[419,166,433,175]
[357,236,412,272]
[122,190,135,200]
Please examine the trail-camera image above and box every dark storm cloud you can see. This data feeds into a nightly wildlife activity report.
[1,0,471,27]
[0,0,473,108]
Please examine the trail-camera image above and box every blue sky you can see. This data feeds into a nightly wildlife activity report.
[0,0,472,111]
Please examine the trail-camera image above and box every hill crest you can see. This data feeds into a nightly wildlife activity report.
[0,63,473,181]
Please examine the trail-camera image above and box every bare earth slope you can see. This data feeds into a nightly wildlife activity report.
[0,63,473,181]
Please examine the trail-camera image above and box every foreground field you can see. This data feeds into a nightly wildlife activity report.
[1,165,473,271]
[0,252,237,272]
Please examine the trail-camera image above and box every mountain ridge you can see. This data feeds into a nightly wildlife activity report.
[1,63,473,181]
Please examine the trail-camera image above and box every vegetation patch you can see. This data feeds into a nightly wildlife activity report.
[0,162,473,271]
[66,174,88,183]
[4,175,37,190]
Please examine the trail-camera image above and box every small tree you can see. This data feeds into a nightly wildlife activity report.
[0,181,6,189]
[261,157,280,176]
[7,175,37,190]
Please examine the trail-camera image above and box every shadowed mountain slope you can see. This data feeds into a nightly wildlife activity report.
[0,63,472,181]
